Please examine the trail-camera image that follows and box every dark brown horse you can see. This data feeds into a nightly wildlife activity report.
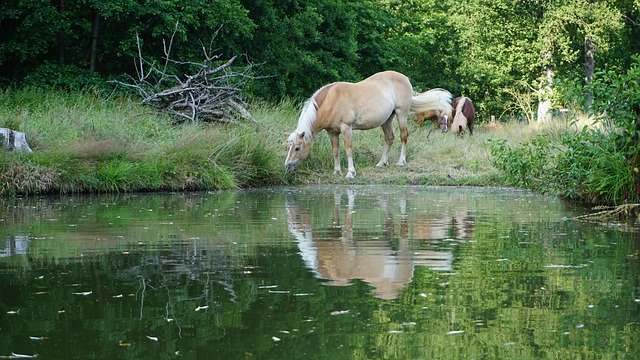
[450,96,475,135]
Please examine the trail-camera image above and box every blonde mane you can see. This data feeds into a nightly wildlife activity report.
[288,83,334,144]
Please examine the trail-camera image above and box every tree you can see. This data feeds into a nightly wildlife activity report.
[447,0,543,117]
[537,0,624,118]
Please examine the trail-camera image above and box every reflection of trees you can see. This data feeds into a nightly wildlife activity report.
[1,187,638,359]
[286,188,472,300]
[0,235,29,257]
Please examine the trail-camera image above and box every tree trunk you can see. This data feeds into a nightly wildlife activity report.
[537,67,554,123]
[584,36,596,108]
[89,10,101,71]
[0,128,33,152]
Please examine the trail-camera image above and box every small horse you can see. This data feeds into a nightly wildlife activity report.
[415,95,475,135]
[450,96,475,135]
[285,71,452,179]
[415,89,453,132]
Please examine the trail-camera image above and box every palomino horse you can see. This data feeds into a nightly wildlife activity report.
[285,71,452,179]
[415,96,475,135]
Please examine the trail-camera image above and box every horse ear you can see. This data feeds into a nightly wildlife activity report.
[299,131,305,139]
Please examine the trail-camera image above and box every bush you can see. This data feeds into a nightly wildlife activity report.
[22,64,106,91]
[490,56,640,205]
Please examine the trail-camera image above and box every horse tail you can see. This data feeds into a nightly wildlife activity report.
[411,89,452,119]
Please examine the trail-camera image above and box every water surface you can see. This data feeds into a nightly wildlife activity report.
[0,186,638,359]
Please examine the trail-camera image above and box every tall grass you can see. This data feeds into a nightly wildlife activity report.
[0,89,281,194]
[1,88,540,195]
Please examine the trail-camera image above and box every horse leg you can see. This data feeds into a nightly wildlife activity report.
[376,116,395,168]
[396,112,409,166]
[340,124,356,179]
[328,131,341,176]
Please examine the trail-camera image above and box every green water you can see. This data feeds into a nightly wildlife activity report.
[0,186,638,359]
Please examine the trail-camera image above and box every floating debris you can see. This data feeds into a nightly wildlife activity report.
[113,294,123,298]
[34,292,47,295]
[447,330,464,335]
[389,330,403,334]
[0,352,39,359]
[72,291,92,296]
[279,330,290,334]
[293,293,313,296]
[268,290,290,294]
[166,318,175,322]
[195,305,209,312]
[272,336,281,342]
[6,310,20,315]
[258,285,278,289]
[118,340,131,347]
[35,275,44,280]
[576,324,584,329]
[330,310,349,316]
[28,337,48,341]
[57,310,65,314]
[419,293,428,298]
[146,335,158,341]
[402,322,417,327]
[545,264,585,269]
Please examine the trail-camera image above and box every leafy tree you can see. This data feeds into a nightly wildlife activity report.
[538,0,624,113]
[447,0,543,117]
[381,0,459,92]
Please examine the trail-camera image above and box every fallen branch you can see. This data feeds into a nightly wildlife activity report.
[575,204,640,223]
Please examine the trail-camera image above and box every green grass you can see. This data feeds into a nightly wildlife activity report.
[0,89,544,195]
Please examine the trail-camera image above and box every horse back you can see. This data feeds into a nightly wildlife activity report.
[316,71,413,130]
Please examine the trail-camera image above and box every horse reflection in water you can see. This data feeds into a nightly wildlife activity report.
[286,189,474,300]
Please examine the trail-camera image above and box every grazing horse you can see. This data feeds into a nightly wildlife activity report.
[284,71,452,179]
[450,96,475,135]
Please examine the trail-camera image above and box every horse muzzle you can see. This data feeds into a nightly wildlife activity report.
[285,160,299,171]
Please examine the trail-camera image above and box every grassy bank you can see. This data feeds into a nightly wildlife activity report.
[1,89,548,195]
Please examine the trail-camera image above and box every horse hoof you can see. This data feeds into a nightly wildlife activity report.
[396,161,406,166]
[333,170,342,176]
[375,162,387,168]
[345,172,356,180]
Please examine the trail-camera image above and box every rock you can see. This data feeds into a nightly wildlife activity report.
[0,128,33,152]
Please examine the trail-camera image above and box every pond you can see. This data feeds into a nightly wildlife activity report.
[0,185,638,359]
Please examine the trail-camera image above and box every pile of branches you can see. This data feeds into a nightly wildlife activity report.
[114,26,255,123]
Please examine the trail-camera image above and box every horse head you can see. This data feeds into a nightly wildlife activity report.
[285,131,311,170]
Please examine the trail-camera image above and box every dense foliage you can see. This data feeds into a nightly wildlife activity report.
[490,57,640,205]
[1,0,638,115]
[1,1,639,204]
